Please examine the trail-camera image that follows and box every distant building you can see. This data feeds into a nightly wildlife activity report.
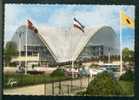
[11,25,119,66]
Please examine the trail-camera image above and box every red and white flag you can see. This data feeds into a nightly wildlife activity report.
[27,20,33,29]
[27,20,38,33]
[73,17,85,32]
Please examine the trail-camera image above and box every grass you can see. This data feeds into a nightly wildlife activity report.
[4,73,71,89]
[118,80,134,96]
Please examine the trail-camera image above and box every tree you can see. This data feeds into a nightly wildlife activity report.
[122,48,134,64]
[4,41,17,66]
[119,69,134,81]
[86,72,124,96]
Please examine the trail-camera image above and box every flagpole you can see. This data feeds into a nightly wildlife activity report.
[108,50,110,63]
[25,22,28,75]
[72,59,74,78]
[120,10,123,75]
[71,27,74,79]
[99,47,100,64]
[19,33,21,67]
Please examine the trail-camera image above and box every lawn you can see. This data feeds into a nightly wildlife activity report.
[118,80,134,96]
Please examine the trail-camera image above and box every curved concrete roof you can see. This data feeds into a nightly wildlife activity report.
[12,25,44,51]
[38,25,118,63]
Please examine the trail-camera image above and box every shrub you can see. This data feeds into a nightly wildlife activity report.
[119,69,134,81]
[50,68,65,77]
[86,72,124,96]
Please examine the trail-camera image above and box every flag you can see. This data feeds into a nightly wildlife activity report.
[120,10,134,28]
[27,20,38,33]
[73,17,85,32]
[27,20,33,29]
[34,28,38,33]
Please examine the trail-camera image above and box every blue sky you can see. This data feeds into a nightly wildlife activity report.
[4,4,135,49]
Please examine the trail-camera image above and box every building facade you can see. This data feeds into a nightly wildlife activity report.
[11,25,119,66]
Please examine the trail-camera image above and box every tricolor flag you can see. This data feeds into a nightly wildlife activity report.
[27,20,38,33]
[73,17,85,32]
[27,20,33,29]
[120,10,134,28]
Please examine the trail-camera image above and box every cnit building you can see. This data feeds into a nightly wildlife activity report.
[11,19,120,67]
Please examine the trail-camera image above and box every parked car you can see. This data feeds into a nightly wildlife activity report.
[16,65,25,73]
[79,67,89,77]
[88,68,98,77]
[100,64,121,79]
[96,68,106,73]
[64,68,79,78]
[88,68,106,77]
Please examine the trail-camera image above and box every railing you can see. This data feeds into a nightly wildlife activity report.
[43,77,93,96]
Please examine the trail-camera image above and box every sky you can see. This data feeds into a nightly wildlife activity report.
[4,4,135,50]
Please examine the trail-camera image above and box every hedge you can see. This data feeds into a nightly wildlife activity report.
[50,68,65,77]
[4,73,68,89]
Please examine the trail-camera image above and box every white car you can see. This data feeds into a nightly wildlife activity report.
[96,68,105,73]
[88,69,98,77]
[88,66,108,77]
[100,63,122,78]
[64,68,79,77]
[16,65,25,73]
